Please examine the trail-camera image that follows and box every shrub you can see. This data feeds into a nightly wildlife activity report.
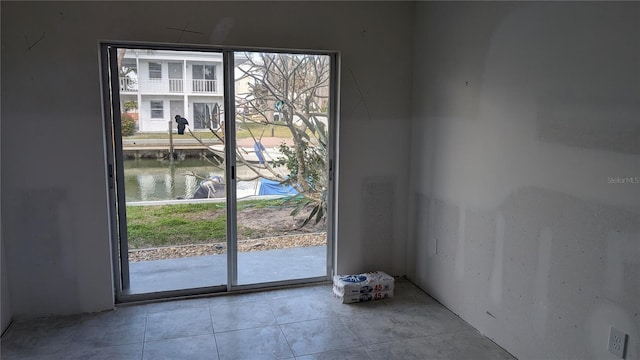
[123,100,138,112]
[121,113,137,136]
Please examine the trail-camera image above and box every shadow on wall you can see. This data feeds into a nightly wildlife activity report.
[536,96,640,155]
[411,187,639,359]
[361,177,396,273]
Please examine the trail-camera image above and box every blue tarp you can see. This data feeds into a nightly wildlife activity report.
[258,178,298,196]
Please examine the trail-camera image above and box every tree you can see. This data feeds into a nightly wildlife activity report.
[123,101,138,112]
[190,52,331,226]
[117,48,137,78]
[120,113,137,136]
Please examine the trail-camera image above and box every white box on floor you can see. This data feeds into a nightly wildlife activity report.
[334,290,394,304]
[333,271,395,304]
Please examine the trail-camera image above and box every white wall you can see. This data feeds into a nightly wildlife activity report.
[408,2,640,359]
[0,1,413,319]
[139,95,191,131]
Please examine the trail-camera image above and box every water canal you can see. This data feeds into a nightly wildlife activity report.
[123,158,258,202]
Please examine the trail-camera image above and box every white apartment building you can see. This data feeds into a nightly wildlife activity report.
[120,49,244,132]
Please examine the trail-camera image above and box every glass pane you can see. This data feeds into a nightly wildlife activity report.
[117,48,227,294]
[168,63,183,92]
[150,101,163,119]
[168,62,183,79]
[149,62,162,79]
[192,64,203,79]
[204,65,215,80]
[193,103,213,129]
[234,51,330,285]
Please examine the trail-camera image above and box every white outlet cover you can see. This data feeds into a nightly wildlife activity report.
[608,326,627,359]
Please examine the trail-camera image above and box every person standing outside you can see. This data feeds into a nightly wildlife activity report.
[175,115,189,135]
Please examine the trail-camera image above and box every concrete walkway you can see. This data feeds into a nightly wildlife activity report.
[128,246,327,294]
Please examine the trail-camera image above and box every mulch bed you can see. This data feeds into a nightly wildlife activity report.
[129,232,326,262]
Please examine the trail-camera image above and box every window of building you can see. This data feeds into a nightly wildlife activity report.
[149,62,162,79]
[192,64,215,92]
[150,100,164,119]
[168,62,183,92]
[193,102,219,129]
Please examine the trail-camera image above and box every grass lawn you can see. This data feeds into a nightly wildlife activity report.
[126,198,295,249]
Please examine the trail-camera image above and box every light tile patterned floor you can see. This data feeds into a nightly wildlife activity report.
[0,279,515,360]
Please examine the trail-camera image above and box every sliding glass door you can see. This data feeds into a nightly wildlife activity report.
[233,51,331,285]
[101,44,336,301]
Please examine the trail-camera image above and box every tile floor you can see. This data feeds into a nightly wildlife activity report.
[0,279,515,359]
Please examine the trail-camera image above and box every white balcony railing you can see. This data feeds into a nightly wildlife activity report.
[123,78,221,94]
[192,79,217,93]
[119,78,138,92]
[139,79,166,93]
[169,79,184,92]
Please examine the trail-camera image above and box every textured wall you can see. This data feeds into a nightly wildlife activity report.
[0,1,413,319]
[408,3,639,359]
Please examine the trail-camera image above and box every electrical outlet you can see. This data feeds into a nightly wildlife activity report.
[608,326,627,359]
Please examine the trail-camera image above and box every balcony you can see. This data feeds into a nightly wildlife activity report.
[191,79,217,93]
[120,78,220,95]
[120,77,138,92]
[169,79,184,92]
